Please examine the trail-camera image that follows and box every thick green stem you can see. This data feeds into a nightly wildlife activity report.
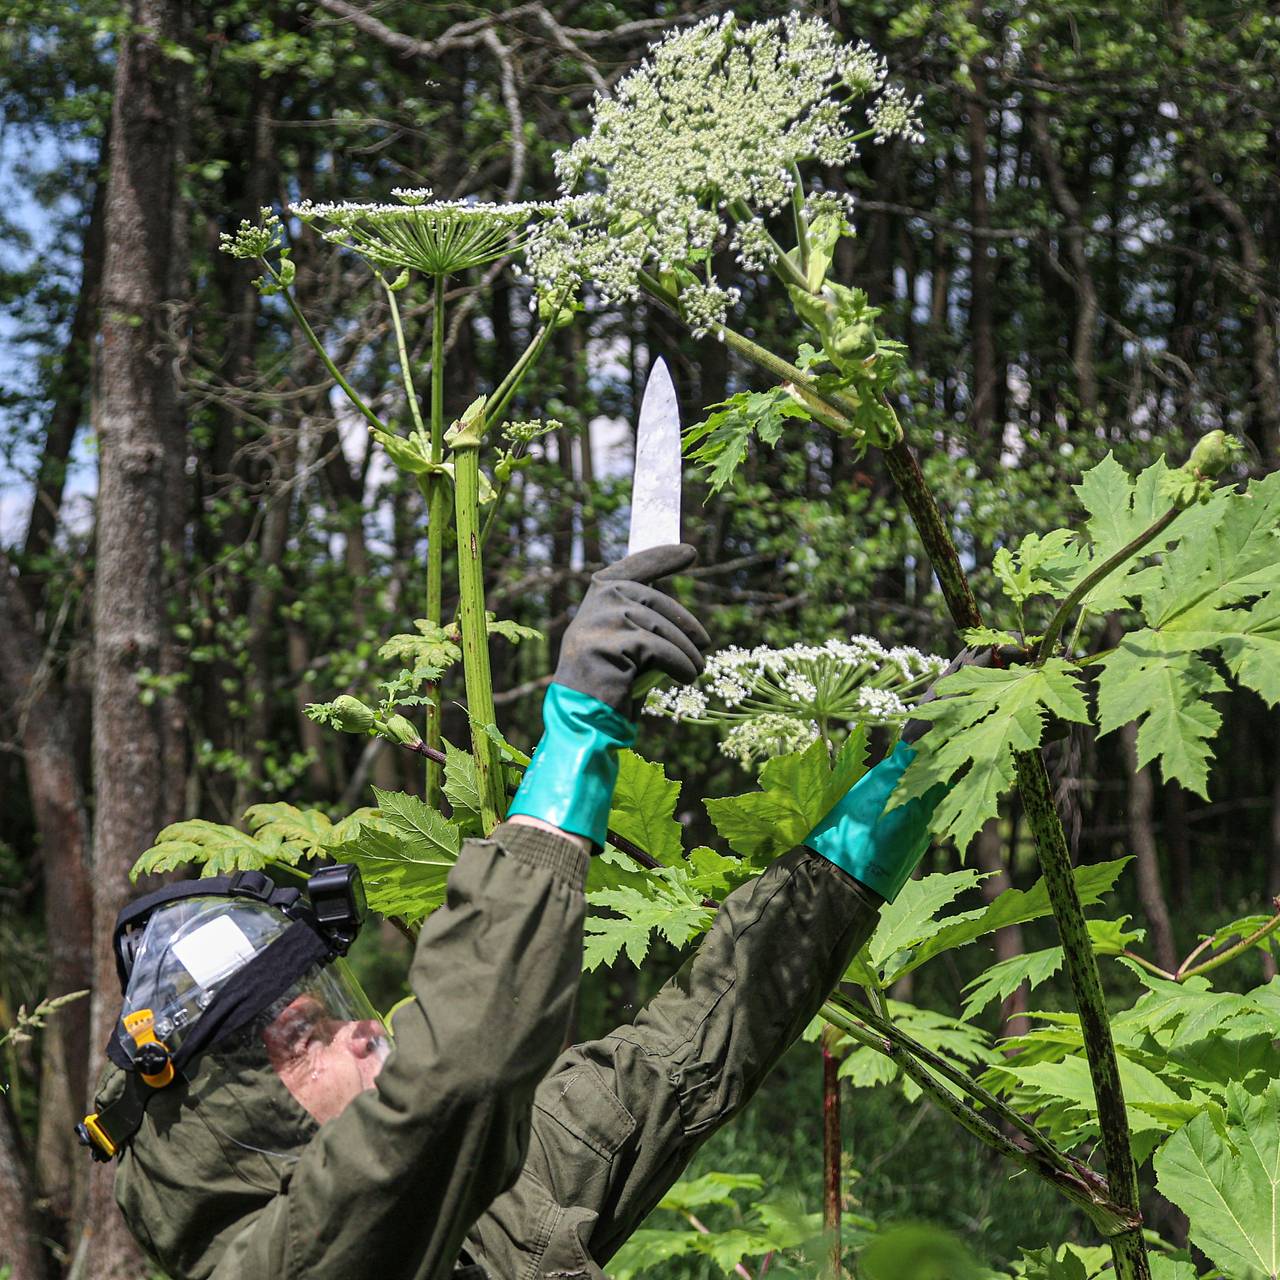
[451,439,506,832]
[423,273,448,807]
[1037,505,1181,662]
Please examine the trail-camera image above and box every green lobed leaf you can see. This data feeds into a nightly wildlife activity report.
[607,751,685,866]
[1094,634,1226,796]
[442,739,482,827]
[889,660,1091,852]
[864,867,989,977]
[131,820,298,880]
[961,946,1065,1019]
[583,871,714,971]
[1063,453,1197,613]
[705,731,867,864]
[326,789,462,923]
[657,1171,763,1213]
[886,859,1130,983]
[683,386,809,493]
[991,529,1080,609]
[1154,1080,1280,1280]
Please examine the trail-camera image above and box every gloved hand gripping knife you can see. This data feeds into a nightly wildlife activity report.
[507,543,709,849]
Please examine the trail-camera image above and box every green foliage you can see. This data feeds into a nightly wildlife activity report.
[859,1223,990,1280]
[704,732,868,862]
[606,1170,828,1280]
[890,661,1091,852]
[683,386,809,494]
[1154,1081,1280,1280]
[1094,469,1280,794]
[872,860,1130,985]
[328,788,460,923]
[608,751,686,866]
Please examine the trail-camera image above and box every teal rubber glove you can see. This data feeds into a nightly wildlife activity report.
[803,740,941,903]
[507,685,636,848]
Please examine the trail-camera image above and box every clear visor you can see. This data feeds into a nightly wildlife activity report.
[253,959,391,1125]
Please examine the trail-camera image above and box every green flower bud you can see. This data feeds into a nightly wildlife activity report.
[832,320,877,361]
[332,695,375,734]
[1185,430,1238,480]
[381,714,420,746]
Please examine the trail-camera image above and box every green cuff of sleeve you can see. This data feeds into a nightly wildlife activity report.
[506,684,636,849]
[803,740,942,903]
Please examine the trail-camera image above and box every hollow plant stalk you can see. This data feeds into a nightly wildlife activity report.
[635,276,1152,1280]
[418,273,449,808]
[448,410,506,832]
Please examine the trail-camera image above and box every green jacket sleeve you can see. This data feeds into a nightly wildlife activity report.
[211,822,589,1280]
[466,847,883,1276]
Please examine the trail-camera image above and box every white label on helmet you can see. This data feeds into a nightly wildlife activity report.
[171,916,257,988]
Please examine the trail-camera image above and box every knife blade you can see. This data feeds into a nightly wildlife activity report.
[627,357,682,556]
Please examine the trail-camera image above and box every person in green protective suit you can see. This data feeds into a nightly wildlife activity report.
[85,543,969,1280]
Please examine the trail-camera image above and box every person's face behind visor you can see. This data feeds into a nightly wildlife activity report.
[259,984,391,1124]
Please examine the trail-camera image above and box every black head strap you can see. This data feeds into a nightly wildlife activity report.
[113,870,302,992]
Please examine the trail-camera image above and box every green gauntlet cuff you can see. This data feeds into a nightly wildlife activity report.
[507,684,637,849]
[803,740,941,903]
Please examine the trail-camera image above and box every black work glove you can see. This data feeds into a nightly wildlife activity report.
[555,543,711,720]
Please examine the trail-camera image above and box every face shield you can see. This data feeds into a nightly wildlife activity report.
[79,865,390,1163]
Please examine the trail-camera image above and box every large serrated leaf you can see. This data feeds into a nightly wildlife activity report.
[1154,1080,1280,1280]
[131,820,298,880]
[886,858,1130,983]
[705,731,867,864]
[888,661,1091,852]
[328,791,462,923]
[607,751,685,866]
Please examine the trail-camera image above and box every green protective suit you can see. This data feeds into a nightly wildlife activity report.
[112,819,884,1280]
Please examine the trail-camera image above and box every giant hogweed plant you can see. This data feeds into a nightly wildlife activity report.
[525,14,1280,1279]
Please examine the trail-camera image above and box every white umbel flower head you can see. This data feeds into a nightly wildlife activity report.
[528,14,922,311]
[292,189,545,276]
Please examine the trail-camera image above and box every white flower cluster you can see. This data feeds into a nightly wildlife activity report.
[721,715,820,768]
[527,13,923,319]
[680,282,743,339]
[866,84,925,145]
[646,634,946,767]
[291,189,544,276]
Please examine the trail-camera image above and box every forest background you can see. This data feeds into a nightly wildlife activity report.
[1,1,1277,1278]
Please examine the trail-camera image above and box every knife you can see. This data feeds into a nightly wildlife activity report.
[627,357,682,555]
[625,357,685,703]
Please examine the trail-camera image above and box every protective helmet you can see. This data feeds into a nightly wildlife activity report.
[78,865,389,1162]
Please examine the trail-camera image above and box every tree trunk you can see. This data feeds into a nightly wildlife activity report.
[966,60,997,432]
[83,0,188,1272]
[1121,722,1178,973]
[0,557,95,1230]
[0,1099,48,1280]
[1027,92,1099,418]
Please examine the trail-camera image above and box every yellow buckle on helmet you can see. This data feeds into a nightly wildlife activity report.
[122,1009,175,1088]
